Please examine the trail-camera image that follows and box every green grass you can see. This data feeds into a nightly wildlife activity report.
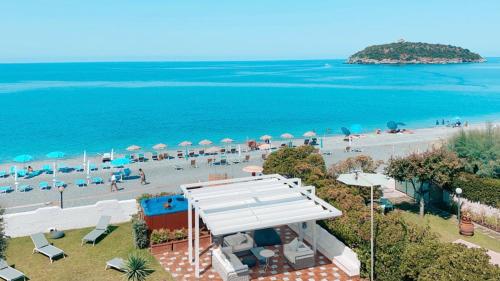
[399,210,500,252]
[5,222,173,281]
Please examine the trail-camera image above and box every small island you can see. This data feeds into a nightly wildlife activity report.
[348,40,485,64]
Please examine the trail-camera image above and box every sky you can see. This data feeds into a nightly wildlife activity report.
[1,0,499,62]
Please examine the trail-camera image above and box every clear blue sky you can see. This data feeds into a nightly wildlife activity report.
[1,0,499,62]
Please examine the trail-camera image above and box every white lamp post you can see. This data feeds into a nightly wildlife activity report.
[455,187,462,224]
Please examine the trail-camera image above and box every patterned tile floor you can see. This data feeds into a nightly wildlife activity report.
[154,226,358,281]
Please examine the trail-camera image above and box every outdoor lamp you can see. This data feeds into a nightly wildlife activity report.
[455,188,462,224]
[58,186,65,209]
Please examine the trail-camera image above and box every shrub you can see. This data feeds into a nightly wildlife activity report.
[124,253,154,281]
[0,209,7,259]
[136,192,177,204]
[450,173,500,208]
[150,228,188,245]
[132,218,149,249]
[329,155,383,177]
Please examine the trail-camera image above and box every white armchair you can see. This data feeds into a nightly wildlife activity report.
[284,238,315,270]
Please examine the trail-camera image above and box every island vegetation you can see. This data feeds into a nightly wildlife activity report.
[348,40,484,64]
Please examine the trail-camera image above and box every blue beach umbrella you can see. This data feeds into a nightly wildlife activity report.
[341,127,351,136]
[46,151,65,159]
[111,158,131,167]
[350,124,363,134]
[14,154,33,163]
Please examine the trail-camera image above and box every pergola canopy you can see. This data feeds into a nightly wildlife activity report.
[181,174,342,236]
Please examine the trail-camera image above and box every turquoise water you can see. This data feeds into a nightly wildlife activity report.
[141,195,187,216]
[1,59,500,161]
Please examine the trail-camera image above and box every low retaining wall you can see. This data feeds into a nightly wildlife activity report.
[288,222,361,277]
[3,199,138,237]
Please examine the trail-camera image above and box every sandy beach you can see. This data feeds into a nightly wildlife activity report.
[0,122,496,214]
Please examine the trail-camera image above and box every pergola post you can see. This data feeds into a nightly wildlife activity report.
[195,206,200,278]
[312,220,317,253]
[188,199,193,264]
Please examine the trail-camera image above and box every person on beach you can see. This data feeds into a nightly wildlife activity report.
[27,166,33,173]
[139,168,146,185]
[110,173,118,192]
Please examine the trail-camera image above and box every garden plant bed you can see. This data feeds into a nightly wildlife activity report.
[150,233,211,255]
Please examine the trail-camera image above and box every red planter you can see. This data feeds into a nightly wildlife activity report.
[150,234,211,254]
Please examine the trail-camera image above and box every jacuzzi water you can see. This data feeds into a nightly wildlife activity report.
[140,194,188,216]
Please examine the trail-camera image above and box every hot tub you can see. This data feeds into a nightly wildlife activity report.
[140,194,189,231]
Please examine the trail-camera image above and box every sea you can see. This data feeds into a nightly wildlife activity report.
[1,58,499,161]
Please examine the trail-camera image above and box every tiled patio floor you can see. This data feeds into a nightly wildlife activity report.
[154,226,358,281]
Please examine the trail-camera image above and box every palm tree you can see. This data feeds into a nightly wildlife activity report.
[124,253,154,281]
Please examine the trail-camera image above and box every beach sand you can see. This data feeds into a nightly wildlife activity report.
[0,122,496,214]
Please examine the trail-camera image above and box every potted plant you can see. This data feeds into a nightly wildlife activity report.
[459,208,475,236]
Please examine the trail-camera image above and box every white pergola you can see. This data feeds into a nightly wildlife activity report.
[180,174,342,278]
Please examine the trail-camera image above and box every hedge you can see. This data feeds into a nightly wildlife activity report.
[450,173,500,208]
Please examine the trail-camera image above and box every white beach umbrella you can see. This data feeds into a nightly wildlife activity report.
[242,165,264,176]
[221,138,234,144]
[260,135,272,141]
[198,139,213,146]
[126,145,141,151]
[153,143,167,150]
[303,131,316,138]
[258,143,271,150]
[280,133,294,139]
[179,141,192,147]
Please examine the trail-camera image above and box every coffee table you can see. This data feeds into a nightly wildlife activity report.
[250,247,266,264]
[259,249,275,271]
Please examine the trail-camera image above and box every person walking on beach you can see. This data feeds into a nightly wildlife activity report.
[139,168,146,185]
[110,172,118,192]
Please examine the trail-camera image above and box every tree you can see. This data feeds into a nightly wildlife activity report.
[124,253,154,281]
[329,155,383,178]
[385,148,463,216]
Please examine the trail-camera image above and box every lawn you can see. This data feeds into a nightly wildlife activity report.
[399,209,500,252]
[5,222,174,281]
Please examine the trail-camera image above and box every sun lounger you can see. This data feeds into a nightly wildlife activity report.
[0,186,13,194]
[39,181,50,190]
[74,165,84,172]
[25,170,43,179]
[82,215,111,246]
[151,152,158,160]
[243,155,250,162]
[123,168,131,179]
[75,179,86,187]
[138,153,145,162]
[42,165,53,174]
[191,159,198,168]
[17,169,27,178]
[0,258,27,281]
[30,233,65,263]
[89,164,98,171]
[58,164,71,173]
[18,184,32,192]
[174,165,183,170]
[0,171,7,178]
[92,177,104,184]
[105,257,125,271]
[9,167,15,176]
[55,181,65,188]
[101,163,111,169]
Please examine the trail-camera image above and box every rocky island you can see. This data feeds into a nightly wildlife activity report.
[348,40,485,64]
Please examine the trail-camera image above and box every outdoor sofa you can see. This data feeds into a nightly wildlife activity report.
[212,247,249,281]
[283,237,315,270]
[223,233,254,255]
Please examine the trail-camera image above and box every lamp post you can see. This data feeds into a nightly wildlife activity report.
[58,186,65,209]
[455,187,462,224]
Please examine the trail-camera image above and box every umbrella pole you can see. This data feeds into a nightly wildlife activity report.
[53,162,56,189]
[14,166,18,190]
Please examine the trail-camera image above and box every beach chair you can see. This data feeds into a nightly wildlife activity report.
[138,153,145,162]
[39,181,50,190]
[57,164,70,173]
[220,158,228,166]
[261,153,267,160]
[17,169,27,178]
[42,164,53,174]
[101,163,111,170]
[89,164,98,171]
[75,179,86,187]
[190,159,198,168]
[304,139,310,145]
[81,215,111,246]
[105,258,125,271]
[0,170,7,178]
[9,167,15,176]
[174,165,183,170]
[123,168,131,179]
[18,184,32,192]
[188,151,195,158]
[55,181,65,188]
[74,165,84,172]
[177,151,183,158]
[243,155,250,162]
[230,148,237,154]
[30,233,65,263]
[0,258,27,281]
[25,170,43,179]
[0,186,13,194]
[151,152,158,161]
[207,158,213,166]
[92,177,104,184]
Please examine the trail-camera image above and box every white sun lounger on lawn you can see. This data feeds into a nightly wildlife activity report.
[30,233,65,263]
[0,259,26,281]
[81,216,111,246]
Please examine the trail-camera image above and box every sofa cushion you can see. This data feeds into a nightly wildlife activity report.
[254,228,282,247]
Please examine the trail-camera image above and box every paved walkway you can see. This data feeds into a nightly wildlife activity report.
[154,226,358,281]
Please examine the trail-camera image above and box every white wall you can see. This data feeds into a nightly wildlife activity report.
[288,222,361,277]
[3,199,138,237]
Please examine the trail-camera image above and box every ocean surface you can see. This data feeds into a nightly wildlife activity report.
[1,59,500,161]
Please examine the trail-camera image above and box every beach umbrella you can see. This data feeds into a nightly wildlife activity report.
[153,143,167,150]
[258,143,271,150]
[14,154,33,163]
[303,131,316,138]
[198,139,212,146]
[126,145,141,151]
[280,133,294,139]
[350,124,363,134]
[387,121,398,130]
[221,138,234,144]
[341,127,351,136]
[179,141,192,147]
[243,165,264,176]
[111,157,131,167]
[13,166,18,189]
[46,151,65,159]
[205,146,220,154]
[260,135,272,141]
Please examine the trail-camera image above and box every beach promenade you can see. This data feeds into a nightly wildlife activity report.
[0,123,494,214]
